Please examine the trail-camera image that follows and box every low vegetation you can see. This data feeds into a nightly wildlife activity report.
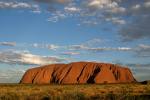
[0,83,150,100]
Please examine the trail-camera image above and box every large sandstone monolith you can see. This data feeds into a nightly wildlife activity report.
[20,62,136,84]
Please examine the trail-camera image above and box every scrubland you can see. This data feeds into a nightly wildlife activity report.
[0,83,150,100]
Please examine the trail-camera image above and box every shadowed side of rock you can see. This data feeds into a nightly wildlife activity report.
[20,62,136,84]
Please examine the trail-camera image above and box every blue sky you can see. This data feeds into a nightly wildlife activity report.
[0,0,150,83]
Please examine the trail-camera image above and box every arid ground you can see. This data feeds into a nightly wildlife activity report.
[0,83,150,100]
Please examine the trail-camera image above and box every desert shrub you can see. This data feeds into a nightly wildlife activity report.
[145,88,150,94]
[137,95,150,100]
[55,88,63,93]
[61,92,86,100]
[0,84,150,100]
[26,93,51,100]
[0,93,19,100]
[89,94,103,100]
[41,96,50,100]
[26,94,40,100]
[125,95,150,100]
[107,94,150,100]
[51,95,61,100]
[105,93,117,100]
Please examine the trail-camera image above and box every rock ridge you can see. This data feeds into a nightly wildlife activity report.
[20,62,136,84]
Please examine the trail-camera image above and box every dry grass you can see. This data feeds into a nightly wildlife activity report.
[0,83,150,100]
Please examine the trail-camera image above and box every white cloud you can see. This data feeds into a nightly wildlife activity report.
[86,0,126,14]
[88,0,112,8]
[134,44,150,57]
[118,47,132,51]
[70,43,150,58]
[0,1,41,13]
[105,17,126,25]
[46,44,59,50]
[31,10,41,14]
[0,0,149,42]
[0,2,30,9]
[69,44,131,52]
[61,52,80,56]
[76,0,127,26]
[64,6,80,13]
[0,42,16,46]
[131,4,141,10]
[138,44,150,49]
[68,38,132,52]
[119,15,150,41]
[34,0,127,25]
[0,50,67,65]
[69,45,88,50]
[0,1,32,9]
[31,4,41,14]
[32,43,59,50]
[119,1,150,41]
[110,6,126,14]
[82,38,103,47]
[34,0,71,4]
[47,11,67,22]
[87,47,132,52]
[144,1,150,8]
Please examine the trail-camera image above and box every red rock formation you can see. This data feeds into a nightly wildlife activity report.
[20,62,136,84]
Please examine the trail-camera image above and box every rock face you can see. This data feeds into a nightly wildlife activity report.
[20,62,136,84]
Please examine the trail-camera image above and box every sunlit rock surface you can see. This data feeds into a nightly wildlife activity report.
[20,62,136,84]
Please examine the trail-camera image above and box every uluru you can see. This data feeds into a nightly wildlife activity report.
[20,62,136,84]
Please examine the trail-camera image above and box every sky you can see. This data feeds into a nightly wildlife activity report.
[0,0,150,83]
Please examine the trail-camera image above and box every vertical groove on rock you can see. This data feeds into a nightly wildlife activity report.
[112,66,117,81]
[31,69,41,83]
[42,69,46,79]
[58,64,69,83]
[114,71,117,81]
[51,65,58,83]
[118,71,121,80]
[116,70,119,80]
[87,65,101,83]
[77,64,87,83]
[60,65,73,83]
